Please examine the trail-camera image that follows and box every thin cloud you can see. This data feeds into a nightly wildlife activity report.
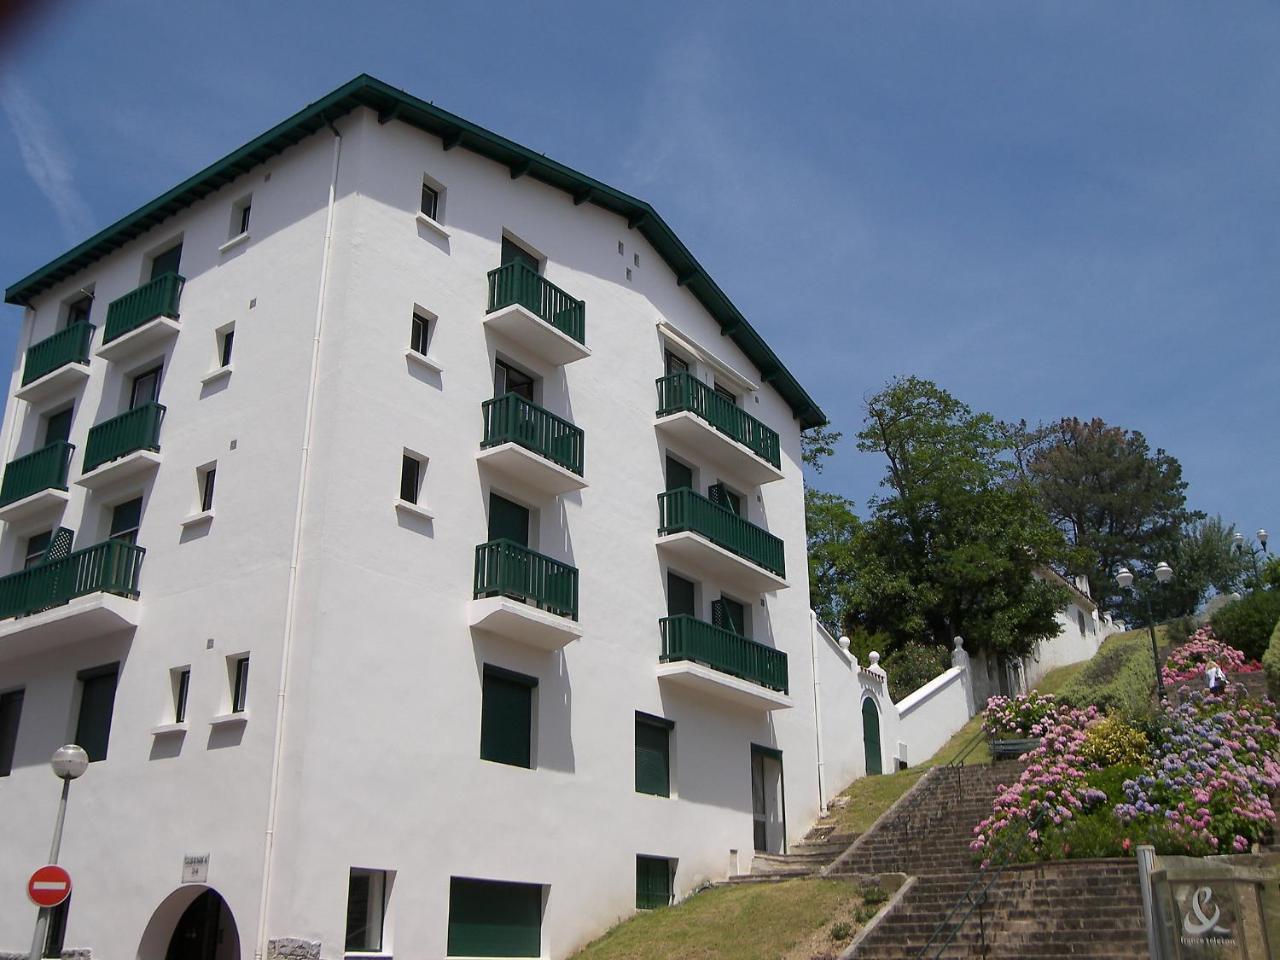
[0,75,93,242]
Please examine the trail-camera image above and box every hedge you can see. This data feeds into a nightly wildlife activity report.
[1057,627,1164,716]
[1263,616,1280,698]
[1210,589,1280,661]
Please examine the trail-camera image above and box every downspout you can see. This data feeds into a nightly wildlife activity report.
[809,610,827,813]
[254,118,343,960]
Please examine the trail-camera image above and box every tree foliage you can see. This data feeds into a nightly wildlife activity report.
[1027,417,1200,612]
[1144,516,1251,621]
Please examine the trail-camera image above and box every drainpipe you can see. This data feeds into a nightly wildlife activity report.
[809,610,827,813]
[253,119,343,960]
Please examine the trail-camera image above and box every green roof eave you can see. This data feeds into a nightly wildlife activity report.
[4,74,826,429]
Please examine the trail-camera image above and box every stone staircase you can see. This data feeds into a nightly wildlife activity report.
[742,824,860,879]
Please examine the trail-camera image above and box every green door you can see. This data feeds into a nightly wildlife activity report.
[862,699,882,776]
[44,407,73,446]
[664,456,693,493]
[488,494,529,547]
[750,744,786,854]
[635,857,673,909]
[480,667,534,768]
[150,243,183,280]
[666,573,695,618]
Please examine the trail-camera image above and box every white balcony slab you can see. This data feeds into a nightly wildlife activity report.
[0,592,140,663]
[654,411,784,486]
[95,316,180,363]
[0,487,70,526]
[14,363,91,405]
[476,443,587,499]
[468,596,582,651]
[76,450,162,491]
[483,303,590,367]
[655,531,788,594]
[656,660,792,712]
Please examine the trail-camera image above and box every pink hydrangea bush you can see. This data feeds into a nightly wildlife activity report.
[981,691,1060,740]
[1162,628,1262,686]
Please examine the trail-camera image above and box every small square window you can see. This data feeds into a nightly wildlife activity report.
[345,868,388,954]
[618,241,625,255]
[410,309,433,356]
[633,253,640,267]
[626,267,632,281]
[230,655,249,713]
[231,196,252,238]
[173,668,191,724]
[420,182,440,221]
[400,453,424,505]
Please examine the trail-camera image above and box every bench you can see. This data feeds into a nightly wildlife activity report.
[990,737,1041,760]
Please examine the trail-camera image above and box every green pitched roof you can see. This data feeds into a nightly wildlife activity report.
[5,74,826,429]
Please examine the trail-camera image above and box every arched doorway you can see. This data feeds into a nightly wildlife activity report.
[862,698,882,776]
[137,886,240,960]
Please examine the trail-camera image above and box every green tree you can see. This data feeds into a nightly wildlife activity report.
[848,376,1069,658]
[1147,516,1250,620]
[1028,417,1200,612]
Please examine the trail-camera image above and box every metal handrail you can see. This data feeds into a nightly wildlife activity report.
[944,727,989,800]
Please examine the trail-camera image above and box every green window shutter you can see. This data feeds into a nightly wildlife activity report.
[488,494,530,547]
[448,878,543,958]
[635,713,672,797]
[44,407,73,446]
[75,664,119,762]
[664,456,693,493]
[666,573,696,618]
[480,667,535,768]
[713,597,746,636]
[150,243,183,280]
[635,857,673,910]
[500,237,540,273]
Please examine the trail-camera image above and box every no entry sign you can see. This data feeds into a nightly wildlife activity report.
[27,865,71,908]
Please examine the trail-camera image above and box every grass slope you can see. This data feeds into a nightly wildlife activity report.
[571,879,871,960]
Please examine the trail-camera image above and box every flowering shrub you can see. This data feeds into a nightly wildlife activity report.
[1162,628,1261,686]
[1079,715,1149,768]
[981,691,1059,740]
[1113,689,1280,855]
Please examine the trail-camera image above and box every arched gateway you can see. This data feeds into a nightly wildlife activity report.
[137,886,240,960]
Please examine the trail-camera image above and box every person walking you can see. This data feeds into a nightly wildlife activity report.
[1204,661,1227,695]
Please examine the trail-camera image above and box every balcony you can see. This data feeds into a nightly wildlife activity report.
[657,614,791,711]
[476,393,587,498]
[0,442,75,524]
[0,539,143,661]
[78,402,164,490]
[656,488,788,594]
[97,273,183,362]
[16,324,94,404]
[654,372,783,486]
[484,261,590,366]
[468,539,581,650]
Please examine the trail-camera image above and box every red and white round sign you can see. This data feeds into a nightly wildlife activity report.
[27,865,71,908]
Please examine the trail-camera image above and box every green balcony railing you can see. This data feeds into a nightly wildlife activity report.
[655,371,781,469]
[660,614,789,693]
[83,402,165,473]
[103,272,184,344]
[22,323,94,386]
[481,393,584,476]
[0,538,144,621]
[486,260,586,346]
[473,539,578,620]
[0,442,75,507]
[658,487,785,578]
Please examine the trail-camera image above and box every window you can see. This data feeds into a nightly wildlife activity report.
[0,689,24,776]
[712,596,748,637]
[24,530,52,569]
[130,365,162,409]
[231,196,252,237]
[65,295,92,327]
[666,572,696,618]
[447,878,542,958]
[480,666,535,768]
[420,182,440,220]
[399,454,423,505]
[43,406,73,447]
[493,359,535,402]
[708,482,742,517]
[500,236,539,273]
[1077,610,1087,636]
[713,383,737,405]
[410,309,434,356]
[345,868,387,954]
[664,456,693,494]
[110,498,143,545]
[150,243,183,281]
[173,668,191,724]
[42,896,69,958]
[219,327,235,368]
[199,465,217,513]
[635,713,673,798]
[231,655,249,713]
[636,857,674,910]
[75,664,119,762]
[664,350,689,377]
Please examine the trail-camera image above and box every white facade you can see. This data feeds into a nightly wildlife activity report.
[0,79,864,960]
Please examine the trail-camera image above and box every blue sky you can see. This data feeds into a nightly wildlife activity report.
[1,1,1276,540]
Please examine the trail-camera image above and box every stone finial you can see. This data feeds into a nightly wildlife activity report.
[951,635,969,669]
[868,651,887,678]
[838,635,850,652]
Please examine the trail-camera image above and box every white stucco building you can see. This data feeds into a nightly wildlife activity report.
[0,75,856,960]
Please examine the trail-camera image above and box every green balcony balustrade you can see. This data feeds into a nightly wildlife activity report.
[22,323,95,387]
[0,538,144,621]
[481,393,585,476]
[657,487,785,578]
[103,273,184,344]
[83,402,165,473]
[655,371,781,469]
[486,260,586,346]
[659,614,789,693]
[473,539,578,620]
[0,442,75,507]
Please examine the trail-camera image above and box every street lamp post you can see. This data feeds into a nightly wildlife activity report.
[1116,561,1175,703]
[29,744,88,960]
[1232,529,1269,584]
